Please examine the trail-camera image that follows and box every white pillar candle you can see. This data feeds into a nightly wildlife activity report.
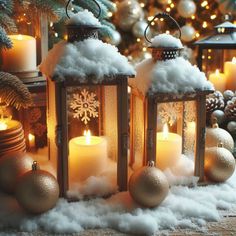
[2,34,37,73]
[156,124,182,170]
[69,130,107,184]
[224,57,236,90]
[208,69,226,93]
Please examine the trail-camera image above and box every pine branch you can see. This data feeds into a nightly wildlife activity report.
[0,13,17,33]
[99,24,115,39]
[101,19,116,30]
[0,0,14,14]
[98,0,116,13]
[0,27,12,50]
[0,72,32,109]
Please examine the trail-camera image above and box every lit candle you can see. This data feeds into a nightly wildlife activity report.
[2,34,37,73]
[69,130,107,184]
[28,133,36,149]
[156,124,182,170]
[0,121,7,131]
[224,57,236,90]
[208,69,226,92]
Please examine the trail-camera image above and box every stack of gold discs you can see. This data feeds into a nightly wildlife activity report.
[0,120,26,157]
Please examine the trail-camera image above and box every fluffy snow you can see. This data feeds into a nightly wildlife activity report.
[130,57,214,95]
[1,157,236,235]
[151,34,183,48]
[40,39,135,82]
[66,10,101,27]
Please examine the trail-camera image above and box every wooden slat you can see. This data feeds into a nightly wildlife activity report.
[117,78,128,191]
[144,97,157,165]
[195,94,207,181]
[55,82,69,197]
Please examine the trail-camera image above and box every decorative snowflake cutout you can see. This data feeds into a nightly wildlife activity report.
[158,102,182,126]
[70,89,100,124]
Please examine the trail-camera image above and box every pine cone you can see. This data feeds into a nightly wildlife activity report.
[206,91,225,113]
[225,97,236,120]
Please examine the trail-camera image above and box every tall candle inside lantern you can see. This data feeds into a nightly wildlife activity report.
[69,130,107,184]
[156,124,182,170]
[224,57,236,90]
[2,35,37,73]
[208,69,226,93]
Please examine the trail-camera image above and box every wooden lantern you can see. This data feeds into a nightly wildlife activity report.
[129,13,213,181]
[40,2,135,197]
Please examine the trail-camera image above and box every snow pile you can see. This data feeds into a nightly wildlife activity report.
[130,57,214,95]
[40,39,135,82]
[66,10,101,27]
[67,160,118,200]
[151,34,183,48]
[1,169,236,235]
[165,155,199,186]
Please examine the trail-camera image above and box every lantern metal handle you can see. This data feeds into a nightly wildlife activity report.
[66,0,101,19]
[144,13,182,44]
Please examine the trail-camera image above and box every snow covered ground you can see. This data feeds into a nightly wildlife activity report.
[1,166,236,236]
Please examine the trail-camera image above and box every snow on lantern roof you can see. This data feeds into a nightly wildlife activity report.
[151,34,183,49]
[66,10,101,28]
[129,56,214,96]
[39,38,135,82]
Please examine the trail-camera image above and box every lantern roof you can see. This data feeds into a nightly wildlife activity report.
[149,34,183,50]
[129,48,214,97]
[194,21,236,47]
[40,38,135,82]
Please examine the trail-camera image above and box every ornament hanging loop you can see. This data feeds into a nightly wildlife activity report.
[66,0,101,19]
[144,12,182,44]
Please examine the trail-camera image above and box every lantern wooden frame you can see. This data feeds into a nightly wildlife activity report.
[48,74,133,197]
[130,88,213,181]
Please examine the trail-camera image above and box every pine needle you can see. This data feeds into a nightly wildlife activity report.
[0,72,32,109]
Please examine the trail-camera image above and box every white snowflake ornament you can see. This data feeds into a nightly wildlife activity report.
[70,89,100,125]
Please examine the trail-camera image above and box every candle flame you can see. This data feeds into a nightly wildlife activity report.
[17,34,23,40]
[232,57,236,64]
[28,133,34,141]
[0,121,7,131]
[84,130,91,144]
[163,123,169,139]
[215,69,220,75]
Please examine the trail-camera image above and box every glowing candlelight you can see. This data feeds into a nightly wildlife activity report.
[208,69,226,92]
[69,130,107,184]
[0,121,7,131]
[2,34,37,73]
[28,133,36,148]
[224,57,236,90]
[156,123,182,170]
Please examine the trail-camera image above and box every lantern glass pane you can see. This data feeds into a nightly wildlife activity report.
[202,49,236,76]
[66,85,118,197]
[182,101,197,159]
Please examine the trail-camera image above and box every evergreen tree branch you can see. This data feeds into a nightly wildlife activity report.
[0,72,32,109]
[0,27,12,50]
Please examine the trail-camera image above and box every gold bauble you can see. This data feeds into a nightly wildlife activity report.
[0,152,33,194]
[204,146,235,182]
[206,123,234,152]
[116,0,143,31]
[16,161,59,214]
[129,162,169,208]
